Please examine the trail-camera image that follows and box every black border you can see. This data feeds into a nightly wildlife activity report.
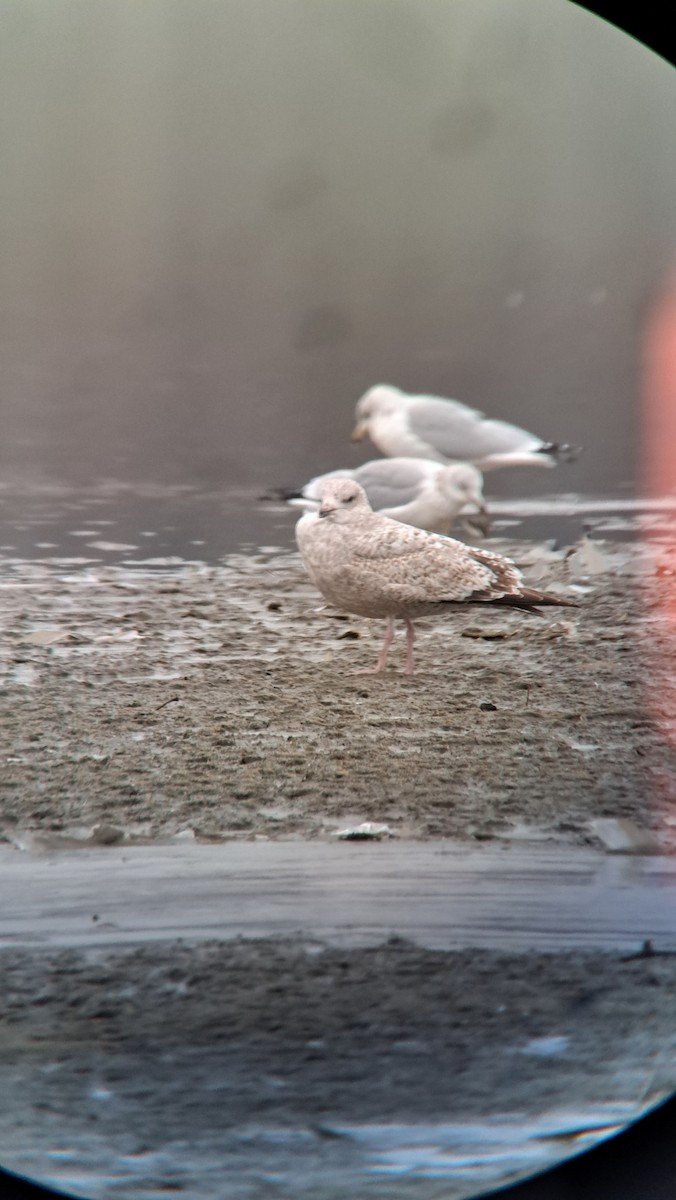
[573,2,676,66]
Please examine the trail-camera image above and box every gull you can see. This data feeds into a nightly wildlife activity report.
[278,457,489,535]
[352,384,578,471]
[295,478,578,674]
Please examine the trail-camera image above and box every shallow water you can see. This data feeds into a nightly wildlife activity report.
[1,483,673,568]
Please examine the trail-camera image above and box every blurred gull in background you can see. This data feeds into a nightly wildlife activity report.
[277,457,489,536]
[352,384,579,471]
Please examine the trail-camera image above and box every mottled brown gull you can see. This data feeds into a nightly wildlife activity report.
[295,479,578,674]
[352,384,578,471]
[281,457,488,535]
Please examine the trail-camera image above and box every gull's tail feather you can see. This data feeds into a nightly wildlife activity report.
[492,588,580,613]
[259,485,303,501]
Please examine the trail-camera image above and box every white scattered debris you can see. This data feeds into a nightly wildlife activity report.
[90,824,125,846]
[170,829,196,843]
[567,535,610,577]
[2,830,37,852]
[8,663,40,687]
[17,629,74,646]
[517,1036,570,1058]
[335,822,394,841]
[564,739,600,754]
[590,818,662,855]
[499,823,567,844]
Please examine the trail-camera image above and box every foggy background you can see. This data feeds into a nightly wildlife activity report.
[1,0,675,496]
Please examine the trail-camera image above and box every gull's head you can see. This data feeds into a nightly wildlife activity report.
[438,463,485,505]
[439,464,490,534]
[352,384,404,441]
[317,478,372,523]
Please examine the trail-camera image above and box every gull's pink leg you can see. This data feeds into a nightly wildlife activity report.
[404,618,416,674]
[354,617,395,674]
[374,617,396,672]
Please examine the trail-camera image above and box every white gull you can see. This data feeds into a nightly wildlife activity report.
[282,457,488,535]
[352,384,578,471]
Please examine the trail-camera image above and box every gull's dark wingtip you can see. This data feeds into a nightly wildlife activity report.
[537,442,583,464]
[259,485,303,502]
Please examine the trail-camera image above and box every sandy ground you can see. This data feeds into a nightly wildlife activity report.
[1,937,675,1199]
[1,535,675,849]
[1,534,676,1196]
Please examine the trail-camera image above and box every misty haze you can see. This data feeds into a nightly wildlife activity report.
[2,7,676,1200]
[1,0,675,506]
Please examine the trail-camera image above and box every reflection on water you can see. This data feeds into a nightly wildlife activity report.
[0,486,288,565]
[2,483,675,568]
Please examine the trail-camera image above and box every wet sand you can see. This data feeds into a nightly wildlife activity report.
[1,936,675,1199]
[1,535,674,849]
[1,534,676,1197]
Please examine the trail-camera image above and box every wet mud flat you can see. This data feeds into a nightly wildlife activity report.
[1,536,676,1198]
[1,936,675,1199]
[0,536,674,849]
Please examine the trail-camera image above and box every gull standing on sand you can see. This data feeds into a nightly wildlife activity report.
[296,479,577,674]
[352,384,578,470]
[280,457,488,535]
